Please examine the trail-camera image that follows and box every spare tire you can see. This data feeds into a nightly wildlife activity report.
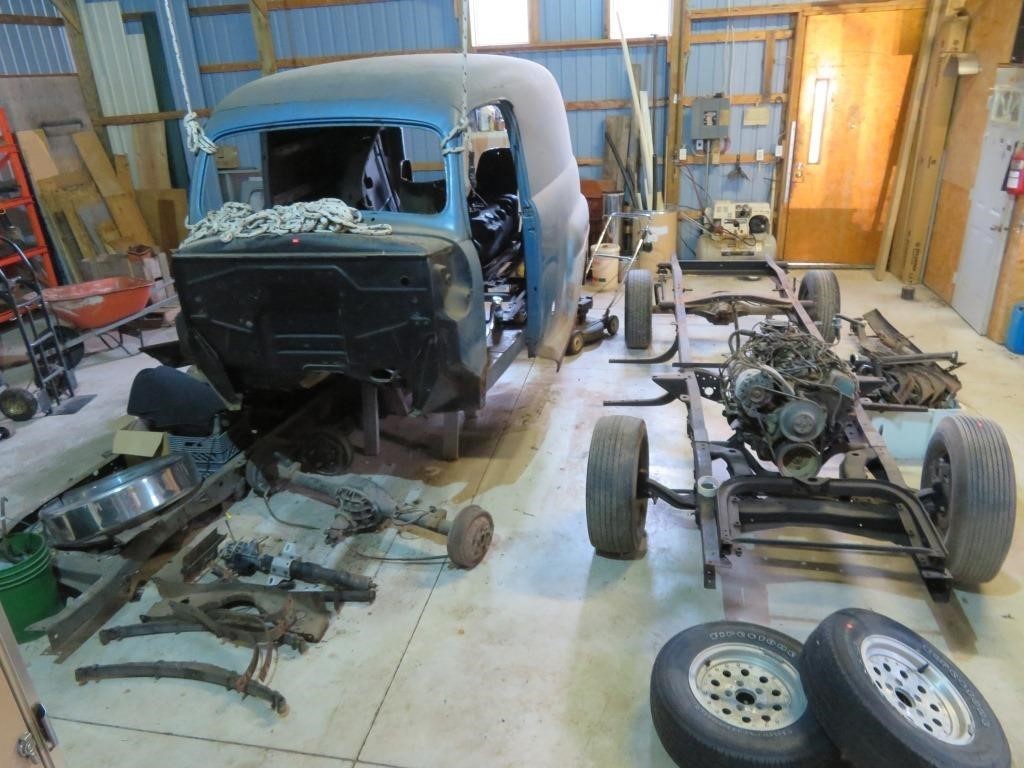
[800,608,1011,768]
[651,622,837,768]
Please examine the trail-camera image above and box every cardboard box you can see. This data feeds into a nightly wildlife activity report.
[112,415,168,460]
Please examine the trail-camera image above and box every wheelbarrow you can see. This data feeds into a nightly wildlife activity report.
[41,276,155,368]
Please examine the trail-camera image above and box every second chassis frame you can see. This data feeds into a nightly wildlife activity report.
[609,258,953,601]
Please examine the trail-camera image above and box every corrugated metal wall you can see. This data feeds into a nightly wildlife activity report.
[2,0,806,236]
[0,0,74,75]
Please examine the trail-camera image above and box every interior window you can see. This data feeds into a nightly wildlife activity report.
[469,0,530,47]
[608,0,670,38]
[197,124,446,217]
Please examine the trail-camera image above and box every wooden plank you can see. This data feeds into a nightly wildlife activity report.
[104,193,156,246]
[72,131,123,197]
[131,122,171,189]
[528,0,540,43]
[873,0,944,278]
[604,114,632,193]
[48,0,108,153]
[135,189,188,251]
[249,0,277,76]
[114,154,133,193]
[893,10,969,283]
[14,130,59,180]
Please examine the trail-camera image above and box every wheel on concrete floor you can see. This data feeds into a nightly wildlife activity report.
[585,415,648,558]
[920,415,1016,584]
[651,621,836,768]
[446,505,494,569]
[604,314,619,336]
[567,330,585,356]
[797,270,840,343]
[624,269,653,349]
[799,608,1011,768]
[0,387,38,422]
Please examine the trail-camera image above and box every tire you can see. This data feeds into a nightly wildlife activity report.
[0,387,38,422]
[798,270,840,343]
[605,314,619,336]
[651,622,837,768]
[567,330,585,356]
[585,415,649,558]
[446,505,494,569]
[800,608,1011,768]
[625,269,653,349]
[920,415,1016,583]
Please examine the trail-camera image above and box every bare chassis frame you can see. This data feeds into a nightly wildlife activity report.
[610,258,952,601]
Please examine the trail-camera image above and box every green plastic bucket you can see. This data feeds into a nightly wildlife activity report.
[0,533,61,643]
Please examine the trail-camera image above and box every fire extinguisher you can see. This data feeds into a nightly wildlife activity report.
[1005,142,1024,195]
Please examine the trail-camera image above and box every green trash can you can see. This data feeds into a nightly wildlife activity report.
[0,532,62,643]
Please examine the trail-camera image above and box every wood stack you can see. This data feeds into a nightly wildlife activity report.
[15,127,186,298]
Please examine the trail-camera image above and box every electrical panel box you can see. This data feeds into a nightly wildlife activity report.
[689,97,731,140]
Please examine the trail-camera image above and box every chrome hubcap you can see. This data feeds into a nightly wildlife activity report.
[688,643,806,731]
[860,635,975,745]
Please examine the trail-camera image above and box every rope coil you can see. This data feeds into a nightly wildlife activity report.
[182,200,392,247]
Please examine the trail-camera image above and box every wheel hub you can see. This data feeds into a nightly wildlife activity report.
[688,643,806,731]
[860,635,975,745]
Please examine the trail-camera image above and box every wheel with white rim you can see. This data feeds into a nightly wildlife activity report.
[800,608,1010,768]
[650,622,836,768]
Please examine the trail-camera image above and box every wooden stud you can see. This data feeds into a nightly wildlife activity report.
[96,109,212,127]
[0,13,63,26]
[762,30,776,98]
[773,11,806,251]
[48,0,109,153]
[191,0,388,16]
[249,0,278,76]
[690,1,925,20]
[664,0,686,206]
[528,0,540,44]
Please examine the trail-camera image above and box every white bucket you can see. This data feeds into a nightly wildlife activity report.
[590,243,620,291]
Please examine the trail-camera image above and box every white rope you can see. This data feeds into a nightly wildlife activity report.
[182,200,392,247]
[442,0,471,156]
[161,0,217,154]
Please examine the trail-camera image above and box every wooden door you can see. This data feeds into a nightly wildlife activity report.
[782,7,925,264]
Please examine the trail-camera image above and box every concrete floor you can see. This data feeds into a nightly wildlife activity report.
[4,270,1023,767]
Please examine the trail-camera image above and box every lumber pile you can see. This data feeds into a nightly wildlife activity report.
[15,127,186,299]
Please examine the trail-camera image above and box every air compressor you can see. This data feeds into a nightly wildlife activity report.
[696,200,777,261]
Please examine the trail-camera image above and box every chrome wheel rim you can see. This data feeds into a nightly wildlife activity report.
[860,634,975,745]
[688,642,806,731]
